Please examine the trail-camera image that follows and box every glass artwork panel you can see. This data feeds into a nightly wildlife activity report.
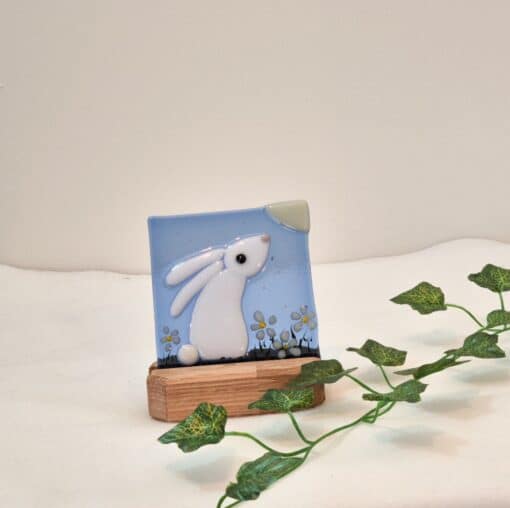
[148,200,319,368]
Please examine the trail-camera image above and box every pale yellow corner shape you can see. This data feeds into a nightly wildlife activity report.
[265,200,310,233]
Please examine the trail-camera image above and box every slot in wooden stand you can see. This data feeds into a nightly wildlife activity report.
[147,357,325,422]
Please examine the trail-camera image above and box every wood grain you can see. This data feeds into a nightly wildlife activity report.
[147,357,325,422]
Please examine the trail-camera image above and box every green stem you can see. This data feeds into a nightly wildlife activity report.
[223,402,397,507]
[223,501,242,508]
[216,495,228,508]
[309,408,375,447]
[498,292,508,331]
[446,303,484,327]
[378,365,395,389]
[378,401,396,417]
[228,400,396,460]
[287,412,313,444]
[477,325,510,334]
[312,400,397,447]
[225,431,309,457]
[345,373,380,395]
[362,403,381,424]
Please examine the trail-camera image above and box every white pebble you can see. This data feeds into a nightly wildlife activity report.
[177,344,199,366]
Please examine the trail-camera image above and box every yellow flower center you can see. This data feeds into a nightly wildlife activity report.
[283,344,289,350]
[258,322,266,329]
[164,335,173,342]
[303,315,309,324]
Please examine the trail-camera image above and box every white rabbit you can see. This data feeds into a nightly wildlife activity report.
[166,233,271,365]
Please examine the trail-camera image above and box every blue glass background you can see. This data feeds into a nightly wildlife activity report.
[148,205,318,364]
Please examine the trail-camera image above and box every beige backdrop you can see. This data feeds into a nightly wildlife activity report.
[1,1,510,274]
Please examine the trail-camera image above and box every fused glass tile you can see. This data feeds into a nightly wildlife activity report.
[148,200,319,367]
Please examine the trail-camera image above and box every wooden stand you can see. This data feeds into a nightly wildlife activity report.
[147,357,325,422]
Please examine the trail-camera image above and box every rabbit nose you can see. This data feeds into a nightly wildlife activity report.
[261,233,270,243]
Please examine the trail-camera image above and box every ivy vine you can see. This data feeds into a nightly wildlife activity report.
[158,263,510,507]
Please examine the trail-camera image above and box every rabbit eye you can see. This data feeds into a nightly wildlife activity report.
[236,253,247,264]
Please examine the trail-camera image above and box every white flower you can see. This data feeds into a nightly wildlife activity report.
[290,305,317,332]
[273,330,301,359]
[250,311,277,340]
[161,329,181,347]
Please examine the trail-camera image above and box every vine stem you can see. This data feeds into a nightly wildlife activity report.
[361,403,381,424]
[345,373,380,395]
[479,326,505,333]
[498,292,509,331]
[223,501,242,508]
[308,406,383,447]
[446,303,484,327]
[474,323,510,335]
[225,431,309,457]
[226,401,397,458]
[287,412,313,444]
[378,401,396,417]
[221,402,397,507]
[216,495,228,508]
[378,365,395,389]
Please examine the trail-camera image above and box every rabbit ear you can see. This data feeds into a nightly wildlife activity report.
[166,248,225,286]
[170,260,223,316]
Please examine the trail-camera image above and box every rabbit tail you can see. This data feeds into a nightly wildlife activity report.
[177,344,200,366]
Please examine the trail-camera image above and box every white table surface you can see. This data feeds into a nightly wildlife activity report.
[1,239,510,508]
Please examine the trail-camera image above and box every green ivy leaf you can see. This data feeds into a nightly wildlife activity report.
[287,359,357,388]
[226,453,304,501]
[248,388,314,413]
[347,339,407,366]
[362,379,427,403]
[487,309,510,327]
[158,402,227,452]
[446,332,506,359]
[391,282,447,314]
[468,264,510,293]
[395,356,470,379]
